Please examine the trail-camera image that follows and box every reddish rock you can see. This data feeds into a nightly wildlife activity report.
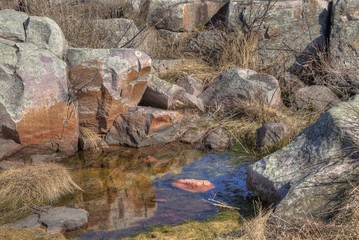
[0,139,21,160]
[105,107,183,147]
[148,1,226,32]
[67,48,151,134]
[0,43,79,155]
[172,179,215,193]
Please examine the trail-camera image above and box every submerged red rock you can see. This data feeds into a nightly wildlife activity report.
[172,179,215,193]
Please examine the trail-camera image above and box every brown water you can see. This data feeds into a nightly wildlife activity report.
[62,143,254,239]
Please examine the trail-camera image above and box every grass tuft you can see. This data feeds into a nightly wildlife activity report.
[0,163,82,224]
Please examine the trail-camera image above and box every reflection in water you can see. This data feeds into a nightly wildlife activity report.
[62,143,254,239]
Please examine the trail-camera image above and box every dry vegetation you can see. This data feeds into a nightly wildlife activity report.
[0,163,81,224]
[240,185,359,240]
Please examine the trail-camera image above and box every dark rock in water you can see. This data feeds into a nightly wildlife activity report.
[204,128,230,151]
[200,68,281,109]
[256,123,289,148]
[294,85,339,112]
[247,95,359,222]
[172,179,215,193]
[105,106,183,147]
[39,206,88,233]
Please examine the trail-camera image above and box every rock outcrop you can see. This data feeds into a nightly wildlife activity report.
[67,48,151,133]
[330,0,359,74]
[247,95,359,222]
[255,123,289,148]
[0,10,78,155]
[105,106,183,147]
[227,0,330,69]
[148,0,227,32]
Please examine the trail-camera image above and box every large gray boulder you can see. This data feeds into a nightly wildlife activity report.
[25,16,68,58]
[227,0,330,69]
[247,95,359,222]
[0,10,77,155]
[200,67,282,108]
[0,9,28,42]
[105,106,183,147]
[330,0,359,81]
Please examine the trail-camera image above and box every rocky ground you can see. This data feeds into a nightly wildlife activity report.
[0,0,358,239]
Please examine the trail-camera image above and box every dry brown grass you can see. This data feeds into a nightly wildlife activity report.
[158,58,221,85]
[0,227,66,240]
[79,126,103,152]
[240,185,359,240]
[0,163,82,224]
[299,46,359,101]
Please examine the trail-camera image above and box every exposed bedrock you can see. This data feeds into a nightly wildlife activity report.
[67,48,151,134]
[247,95,359,221]
[0,10,77,156]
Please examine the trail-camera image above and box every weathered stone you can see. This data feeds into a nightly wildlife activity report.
[5,214,41,228]
[295,85,339,111]
[227,0,330,69]
[140,75,186,109]
[247,95,359,222]
[67,48,151,133]
[200,67,282,108]
[25,16,68,58]
[148,0,226,32]
[179,92,205,112]
[0,9,28,42]
[0,139,21,160]
[256,123,290,148]
[330,0,359,73]
[0,42,78,155]
[177,76,204,96]
[39,206,89,232]
[204,128,230,150]
[31,154,57,164]
[172,179,215,192]
[105,106,183,147]
[96,18,139,48]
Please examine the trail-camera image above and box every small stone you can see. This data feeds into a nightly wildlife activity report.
[256,123,290,148]
[39,206,88,233]
[204,128,230,151]
[172,179,215,193]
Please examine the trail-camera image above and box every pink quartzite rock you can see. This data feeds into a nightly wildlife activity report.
[67,48,151,133]
[172,179,215,193]
[105,106,183,147]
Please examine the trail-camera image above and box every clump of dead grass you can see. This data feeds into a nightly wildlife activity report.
[241,185,359,240]
[79,126,103,152]
[0,163,82,224]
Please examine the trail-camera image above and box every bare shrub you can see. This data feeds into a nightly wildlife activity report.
[0,163,82,224]
[298,45,359,101]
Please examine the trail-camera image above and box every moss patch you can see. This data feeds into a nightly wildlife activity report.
[125,210,241,240]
